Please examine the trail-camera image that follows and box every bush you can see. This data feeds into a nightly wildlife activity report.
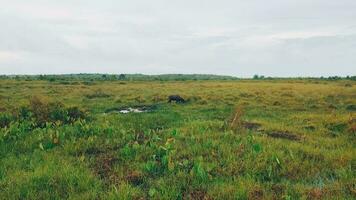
[17,106,32,120]
[253,75,265,80]
[346,104,356,111]
[48,102,68,123]
[27,96,87,127]
[29,96,50,127]
[0,99,86,129]
[66,107,87,123]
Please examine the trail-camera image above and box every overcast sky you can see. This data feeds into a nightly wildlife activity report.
[0,0,355,77]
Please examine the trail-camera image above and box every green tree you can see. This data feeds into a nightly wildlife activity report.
[119,74,126,80]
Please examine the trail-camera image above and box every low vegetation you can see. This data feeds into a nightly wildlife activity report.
[0,77,355,199]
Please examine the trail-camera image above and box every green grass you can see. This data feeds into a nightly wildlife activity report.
[0,79,355,199]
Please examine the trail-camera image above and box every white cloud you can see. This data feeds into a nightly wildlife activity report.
[0,0,355,76]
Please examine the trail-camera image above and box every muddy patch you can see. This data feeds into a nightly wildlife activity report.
[266,131,302,141]
[126,171,144,186]
[95,153,118,180]
[84,146,147,186]
[0,107,6,112]
[184,189,211,200]
[271,184,285,197]
[242,121,262,130]
[307,188,324,200]
[248,187,264,200]
[106,104,158,114]
[84,147,120,184]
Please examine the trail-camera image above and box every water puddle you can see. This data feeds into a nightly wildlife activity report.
[105,105,158,114]
[119,107,145,114]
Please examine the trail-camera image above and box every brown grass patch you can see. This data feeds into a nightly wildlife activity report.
[184,189,211,200]
[307,188,323,200]
[271,184,285,199]
[84,147,120,185]
[94,153,119,184]
[125,171,144,186]
[248,187,264,200]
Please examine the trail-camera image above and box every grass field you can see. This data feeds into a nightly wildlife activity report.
[0,78,355,199]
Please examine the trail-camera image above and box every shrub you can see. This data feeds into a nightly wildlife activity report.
[48,102,68,123]
[29,96,50,127]
[27,96,87,127]
[346,104,356,111]
[253,75,265,79]
[17,106,32,120]
[66,107,87,123]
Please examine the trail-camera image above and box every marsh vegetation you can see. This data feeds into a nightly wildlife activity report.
[0,77,355,199]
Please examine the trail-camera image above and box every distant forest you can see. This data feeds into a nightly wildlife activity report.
[0,74,355,81]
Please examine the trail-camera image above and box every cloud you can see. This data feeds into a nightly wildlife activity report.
[0,0,355,76]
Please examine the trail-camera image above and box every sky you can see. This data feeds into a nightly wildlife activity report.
[0,0,356,77]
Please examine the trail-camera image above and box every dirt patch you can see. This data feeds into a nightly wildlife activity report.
[125,171,144,186]
[271,184,285,198]
[84,146,120,184]
[106,104,158,114]
[242,121,262,130]
[0,107,6,112]
[266,131,302,141]
[248,187,264,200]
[328,104,337,109]
[94,153,119,184]
[273,101,281,106]
[307,188,324,200]
[184,189,211,200]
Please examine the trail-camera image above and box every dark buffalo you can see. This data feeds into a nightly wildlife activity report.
[168,95,185,103]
